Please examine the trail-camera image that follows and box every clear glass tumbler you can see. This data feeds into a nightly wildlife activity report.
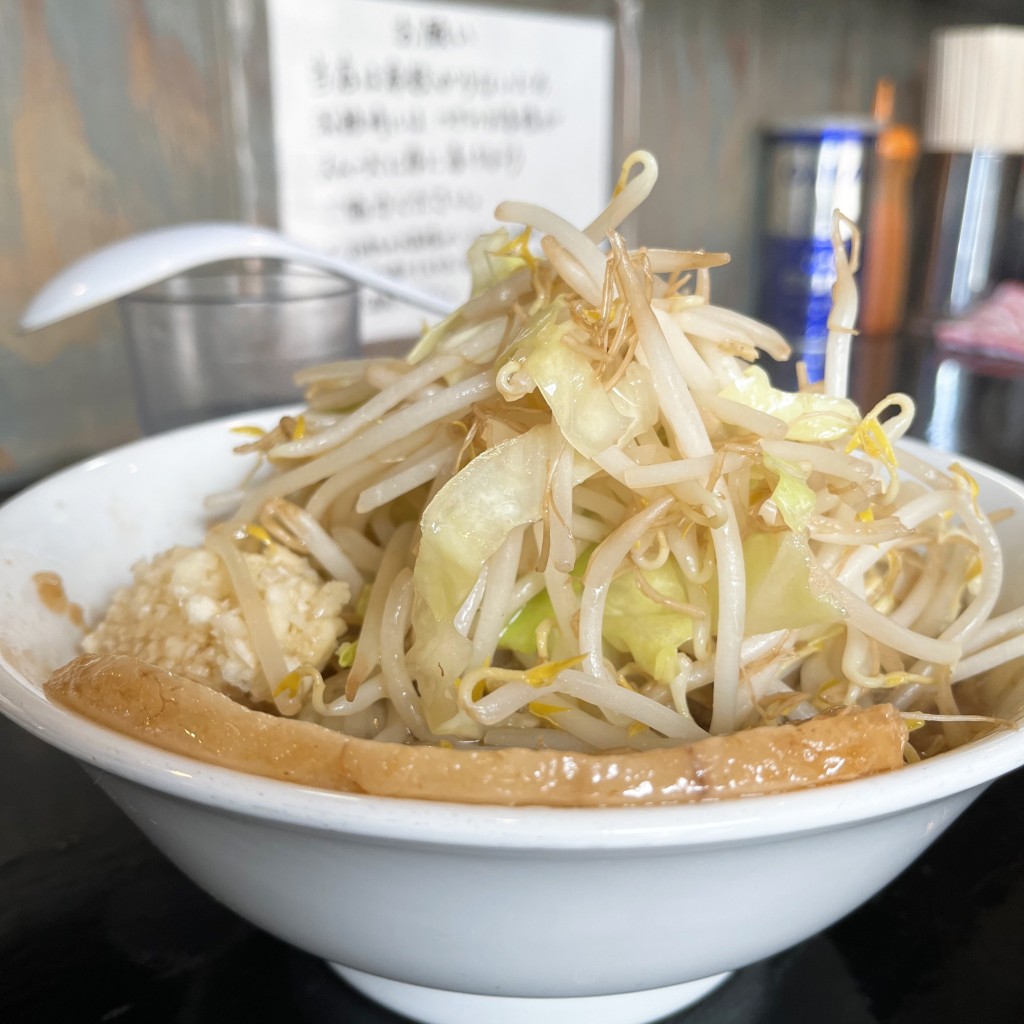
[118,259,360,434]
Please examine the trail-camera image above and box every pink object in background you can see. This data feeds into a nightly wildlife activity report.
[934,282,1024,362]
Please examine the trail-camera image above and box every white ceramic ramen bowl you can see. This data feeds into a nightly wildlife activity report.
[2,413,1024,1024]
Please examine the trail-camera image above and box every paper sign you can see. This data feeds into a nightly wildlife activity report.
[266,0,614,343]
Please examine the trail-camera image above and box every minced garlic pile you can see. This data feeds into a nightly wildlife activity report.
[83,544,349,704]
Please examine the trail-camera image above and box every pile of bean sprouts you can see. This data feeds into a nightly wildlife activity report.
[212,151,1023,757]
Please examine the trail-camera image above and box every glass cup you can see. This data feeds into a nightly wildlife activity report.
[118,259,360,434]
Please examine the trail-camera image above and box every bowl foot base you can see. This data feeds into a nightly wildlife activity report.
[329,964,731,1024]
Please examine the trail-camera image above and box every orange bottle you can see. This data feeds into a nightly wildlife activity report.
[861,80,920,336]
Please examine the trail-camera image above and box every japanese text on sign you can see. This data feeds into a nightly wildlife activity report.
[267,0,614,343]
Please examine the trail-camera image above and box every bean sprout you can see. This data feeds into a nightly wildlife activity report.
[145,151,1024,758]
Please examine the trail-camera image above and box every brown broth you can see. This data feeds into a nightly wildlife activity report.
[33,572,85,629]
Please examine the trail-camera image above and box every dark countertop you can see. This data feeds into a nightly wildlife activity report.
[3,334,1024,1024]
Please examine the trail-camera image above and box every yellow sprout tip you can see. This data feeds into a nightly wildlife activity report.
[846,416,897,476]
[525,654,586,687]
[529,701,566,719]
[244,524,273,545]
[950,462,981,514]
[274,669,304,698]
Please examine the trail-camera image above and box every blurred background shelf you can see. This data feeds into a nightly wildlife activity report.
[3,0,1024,489]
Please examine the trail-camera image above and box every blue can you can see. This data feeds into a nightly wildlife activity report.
[756,119,877,379]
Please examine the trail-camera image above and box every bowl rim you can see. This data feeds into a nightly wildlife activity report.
[2,415,1024,851]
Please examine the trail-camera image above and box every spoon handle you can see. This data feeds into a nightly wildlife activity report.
[19,222,457,332]
[289,245,456,316]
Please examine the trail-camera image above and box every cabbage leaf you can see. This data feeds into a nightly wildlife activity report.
[467,229,527,296]
[523,325,658,457]
[502,557,696,685]
[742,531,844,634]
[720,366,859,442]
[762,453,816,533]
[410,424,594,735]
[602,561,696,683]
[414,425,551,623]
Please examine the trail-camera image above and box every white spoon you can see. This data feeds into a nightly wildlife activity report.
[19,221,455,331]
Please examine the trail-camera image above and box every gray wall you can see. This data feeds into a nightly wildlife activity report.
[2,0,1021,490]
